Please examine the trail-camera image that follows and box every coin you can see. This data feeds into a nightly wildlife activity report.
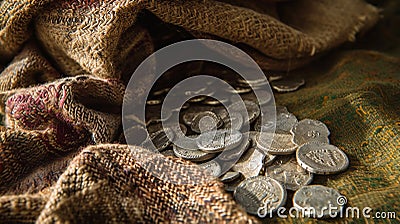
[293,185,344,218]
[225,177,244,192]
[220,171,241,183]
[202,97,229,106]
[188,95,207,103]
[254,90,273,106]
[276,112,298,133]
[291,119,330,146]
[271,78,305,92]
[218,137,250,161]
[234,176,287,215]
[265,156,313,191]
[147,128,175,151]
[296,141,349,175]
[233,147,268,178]
[257,132,298,155]
[197,129,243,153]
[228,100,260,125]
[152,87,170,96]
[190,111,223,133]
[222,112,244,131]
[124,124,148,145]
[199,160,222,177]
[146,99,162,105]
[173,136,217,162]
[226,86,252,94]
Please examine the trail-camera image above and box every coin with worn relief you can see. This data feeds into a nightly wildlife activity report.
[190,111,223,133]
[220,171,241,183]
[222,112,244,131]
[228,100,260,124]
[271,78,305,92]
[293,185,344,218]
[257,132,298,155]
[296,141,349,175]
[197,129,243,153]
[291,119,330,146]
[218,138,250,161]
[234,176,287,215]
[199,160,222,177]
[148,128,175,151]
[265,156,313,191]
[276,112,298,133]
[233,147,272,178]
[173,136,216,162]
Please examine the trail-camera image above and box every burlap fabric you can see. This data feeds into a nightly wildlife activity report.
[0,0,399,223]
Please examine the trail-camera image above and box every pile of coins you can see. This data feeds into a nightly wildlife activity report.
[140,76,349,219]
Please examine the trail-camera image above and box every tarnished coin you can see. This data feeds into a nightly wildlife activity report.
[226,86,252,94]
[271,77,305,92]
[296,141,349,175]
[197,130,243,153]
[228,100,260,124]
[123,124,148,145]
[220,171,241,183]
[276,112,298,133]
[293,185,344,218]
[222,112,244,131]
[265,156,313,191]
[147,128,175,151]
[218,138,250,161]
[202,97,229,106]
[233,147,272,178]
[199,160,222,177]
[173,136,216,162]
[225,177,244,192]
[161,149,175,157]
[291,119,330,146]
[146,99,162,105]
[190,111,223,133]
[257,132,298,155]
[234,176,287,215]
[152,87,170,96]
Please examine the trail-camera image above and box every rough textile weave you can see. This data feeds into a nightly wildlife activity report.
[0,0,399,223]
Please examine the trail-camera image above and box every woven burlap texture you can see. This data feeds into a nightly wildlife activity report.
[0,0,396,223]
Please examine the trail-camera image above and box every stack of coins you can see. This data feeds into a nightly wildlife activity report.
[142,76,349,219]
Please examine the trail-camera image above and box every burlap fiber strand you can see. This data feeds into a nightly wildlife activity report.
[0,0,399,223]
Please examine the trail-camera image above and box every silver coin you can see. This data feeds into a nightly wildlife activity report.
[124,124,148,145]
[234,176,287,215]
[276,112,298,133]
[173,136,217,162]
[218,138,250,161]
[188,95,207,103]
[146,99,162,105]
[161,149,175,157]
[271,78,305,92]
[257,132,298,155]
[199,160,222,177]
[152,87,170,96]
[254,90,273,106]
[293,185,344,218]
[296,141,349,175]
[148,128,175,151]
[202,97,229,106]
[225,178,244,192]
[228,100,260,125]
[265,156,313,191]
[222,112,244,131]
[181,106,216,126]
[190,111,223,133]
[291,119,330,146]
[233,147,268,178]
[226,86,252,94]
[197,129,243,153]
[220,171,241,183]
